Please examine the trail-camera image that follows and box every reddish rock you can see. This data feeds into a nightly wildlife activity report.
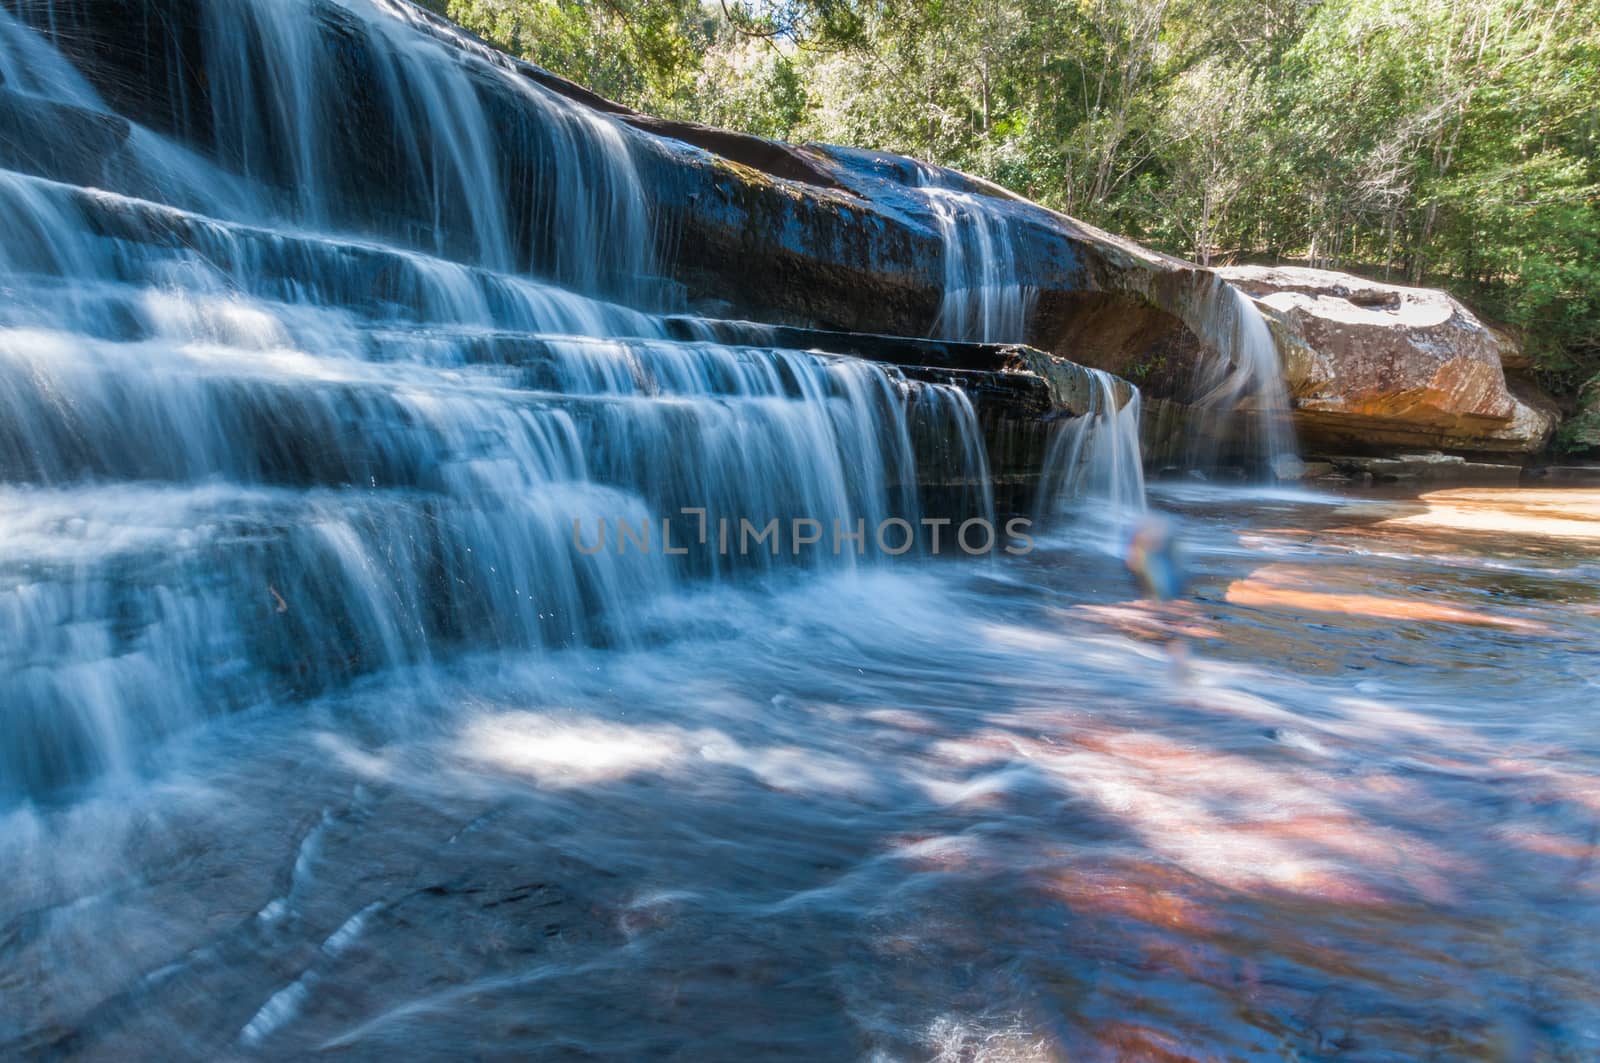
[1218,266,1557,455]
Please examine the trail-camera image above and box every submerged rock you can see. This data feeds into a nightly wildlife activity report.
[1529,463,1600,484]
[0,89,129,185]
[1323,453,1525,485]
[1219,266,1558,456]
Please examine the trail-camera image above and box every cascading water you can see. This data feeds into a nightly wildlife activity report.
[1185,274,1298,476]
[913,165,1147,516]
[213,0,656,296]
[0,1,992,801]
[1037,369,1147,523]
[910,160,1295,483]
[914,167,1035,345]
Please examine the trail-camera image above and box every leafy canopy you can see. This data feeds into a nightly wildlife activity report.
[444,0,1600,388]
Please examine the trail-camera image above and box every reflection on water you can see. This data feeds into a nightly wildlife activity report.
[3,487,1597,1060]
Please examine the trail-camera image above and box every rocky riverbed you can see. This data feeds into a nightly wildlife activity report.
[4,486,1596,1060]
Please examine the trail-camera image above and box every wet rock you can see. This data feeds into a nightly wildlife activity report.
[1527,463,1600,485]
[1272,457,1325,482]
[661,317,1136,510]
[1325,453,1525,484]
[672,319,1132,416]
[0,89,130,186]
[1219,266,1558,455]
[0,0,210,143]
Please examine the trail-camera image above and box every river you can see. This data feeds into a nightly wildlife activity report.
[5,485,1595,1059]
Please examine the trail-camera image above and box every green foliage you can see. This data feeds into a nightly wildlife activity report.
[447,0,714,115]
[692,35,809,140]
[447,0,1600,387]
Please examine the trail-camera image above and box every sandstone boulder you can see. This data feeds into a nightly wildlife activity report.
[1219,266,1557,455]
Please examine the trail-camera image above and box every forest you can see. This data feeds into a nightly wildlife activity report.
[7,0,1600,1053]
[439,0,1600,402]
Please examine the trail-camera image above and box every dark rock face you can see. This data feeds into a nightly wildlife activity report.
[0,89,129,185]
[772,145,1220,389]
[642,145,945,331]
[6,0,1551,463]
[669,319,1133,416]
[1221,266,1558,456]
[0,0,209,141]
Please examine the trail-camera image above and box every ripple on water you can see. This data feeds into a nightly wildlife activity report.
[2,489,1598,1059]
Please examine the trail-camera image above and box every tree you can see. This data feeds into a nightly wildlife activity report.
[448,0,1600,388]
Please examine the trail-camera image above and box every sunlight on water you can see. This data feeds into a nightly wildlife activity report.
[0,0,1595,1058]
[1,490,1598,1057]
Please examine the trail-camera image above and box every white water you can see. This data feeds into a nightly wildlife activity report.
[915,168,1035,344]
[1186,275,1298,475]
[911,167,1148,516]
[1037,368,1147,524]
[0,1,990,800]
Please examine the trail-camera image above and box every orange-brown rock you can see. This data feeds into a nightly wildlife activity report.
[1219,266,1557,455]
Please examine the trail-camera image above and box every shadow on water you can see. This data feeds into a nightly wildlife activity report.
[2,487,1597,1061]
[0,0,1595,1056]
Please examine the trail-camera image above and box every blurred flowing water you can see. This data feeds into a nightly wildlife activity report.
[4,485,1598,1060]
[914,165,1034,345]
[1,0,1596,1058]
[0,0,1000,798]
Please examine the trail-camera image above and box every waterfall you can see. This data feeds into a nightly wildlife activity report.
[1186,275,1298,476]
[908,158,1295,481]
[1037,369,1147,521]
[914,168,1034,344]
[0,3,995,801]
[911,167,1150,515]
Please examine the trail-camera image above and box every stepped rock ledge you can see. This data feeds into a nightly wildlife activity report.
[2,0,1558,463]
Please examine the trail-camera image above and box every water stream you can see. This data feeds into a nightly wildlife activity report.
[914,167,1034,346]
[0,0,999,798]
[1186,274,1299,477]
[1037,368,1147,524]
[1,2,1593,1058]
[4,486,1596,1058]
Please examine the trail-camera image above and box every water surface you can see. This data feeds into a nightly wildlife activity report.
[5,485,1596,1060]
